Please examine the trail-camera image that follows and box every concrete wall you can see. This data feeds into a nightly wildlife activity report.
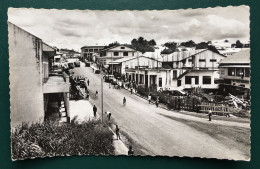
[9,22,44,128]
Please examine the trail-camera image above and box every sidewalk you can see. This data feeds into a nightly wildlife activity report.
[69,99,128,155]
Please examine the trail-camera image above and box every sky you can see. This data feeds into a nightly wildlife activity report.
[8,6,250,51]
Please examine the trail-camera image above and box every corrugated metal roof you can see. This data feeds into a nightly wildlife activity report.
[219,49,250,64]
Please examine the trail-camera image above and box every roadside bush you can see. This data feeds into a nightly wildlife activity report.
[11,120,114,160]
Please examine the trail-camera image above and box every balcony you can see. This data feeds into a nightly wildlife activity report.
[43,72,70,94]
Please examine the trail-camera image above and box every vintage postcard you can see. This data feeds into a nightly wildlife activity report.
[8,6,250,161]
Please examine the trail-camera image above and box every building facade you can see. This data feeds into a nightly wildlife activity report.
[161,49,226,91]
[81,45,105,62]
[9,22,70,128]
[98,45,142,66]
[218,49,250,98]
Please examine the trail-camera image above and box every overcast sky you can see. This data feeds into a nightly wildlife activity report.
[8,6,250,51]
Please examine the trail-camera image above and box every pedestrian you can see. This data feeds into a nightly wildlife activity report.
[105,111,112,121]
[95,90,98,98]
[208,110,212,121]
[130,87,133,94]
[93,105,97,118]
[156,97,159,108]
[87,79,90,86]
[115,125,121,140]
[123,97,126,106]
[128,145,134,155]
[148,94,151,104]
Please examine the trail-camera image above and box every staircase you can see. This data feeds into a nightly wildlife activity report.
[59,100,68,123]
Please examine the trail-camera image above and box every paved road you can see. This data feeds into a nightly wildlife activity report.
[71,64,248,160]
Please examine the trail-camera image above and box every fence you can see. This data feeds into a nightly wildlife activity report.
[137,86,231,116]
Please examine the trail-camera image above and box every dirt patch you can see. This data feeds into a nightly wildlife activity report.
[161,114,251,159]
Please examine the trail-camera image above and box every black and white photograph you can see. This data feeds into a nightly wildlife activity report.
[8,6,250,161]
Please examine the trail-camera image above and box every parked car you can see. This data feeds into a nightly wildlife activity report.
[85,62,91,67]
[104,75,115,82]
[94,69,100,74]
[68,62,75,69]
[74,61,80,67]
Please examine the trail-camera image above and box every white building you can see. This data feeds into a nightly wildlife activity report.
[161,49,226,91]
[98,45,142,66]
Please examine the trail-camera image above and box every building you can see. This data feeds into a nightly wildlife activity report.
[98,45,142,66]
[9,22,70,127]
[161,49,226,91]
[81,45,105,62]
[218,49,250,98]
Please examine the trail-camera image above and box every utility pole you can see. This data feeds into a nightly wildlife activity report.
[101,77,103,123]
[111,53,113,76]
[137,51,140,85]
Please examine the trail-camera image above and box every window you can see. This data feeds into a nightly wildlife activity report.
[188,59,193,62]
[123,52,128,56]
[84,49,89,52]
[121,47,125,49]
[210,59,217,62]
[172,70,177,79]
[114,52,119,56]
[220,69,225,75]
[94,49,98,53]
[228,68,235,76]
[236,68,244,77]
[199,59,206,62]
[132,52,135,56]
[159,78,162,87]
[89,49,93,52]
[245,68,250,77]
[203,76,211,84]
[185,76,199,85]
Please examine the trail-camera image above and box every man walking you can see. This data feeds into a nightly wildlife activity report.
[115,125,121,140]
[93,105,97,118]
[105,111,111,121]
[123,97,126,106]
[155,97,159,108]
[148,94,151,104]
[87,79,90,86]
[208,110,212,121]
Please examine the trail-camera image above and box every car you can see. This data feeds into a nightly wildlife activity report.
[74,61,80,67]
[85,62,91,67]
[104,75,114,82]
[68,62,75,69]
[94,69,100,74]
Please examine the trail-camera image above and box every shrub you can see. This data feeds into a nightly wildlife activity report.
[11,120,114,160]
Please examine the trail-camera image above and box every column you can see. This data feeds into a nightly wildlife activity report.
[64,92,70,123]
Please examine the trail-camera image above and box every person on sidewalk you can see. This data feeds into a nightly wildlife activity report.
[155,97,159,108]
[128,145,134,155]
[123,97,126,106]
[130,87,133,94]
[208,110,212,121]
[115,125,121,140]
[148,94,151,104]
[87,79,90,86]
[93,105,97,118]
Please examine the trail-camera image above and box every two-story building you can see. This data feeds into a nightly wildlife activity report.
[81,45,105,62]
[98,45,143,66]
[218,49,250,98]
[9,22,70,128]
[161,49,226,91]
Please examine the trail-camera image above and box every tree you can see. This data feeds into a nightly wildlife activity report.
[148,39,157,46]
[236,40,243,48]
[180,40,196,47]
[164,42,177,49]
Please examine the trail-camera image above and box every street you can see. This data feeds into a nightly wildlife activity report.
[72,63,249,160]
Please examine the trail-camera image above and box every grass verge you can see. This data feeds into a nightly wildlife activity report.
[11,119,114,160]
